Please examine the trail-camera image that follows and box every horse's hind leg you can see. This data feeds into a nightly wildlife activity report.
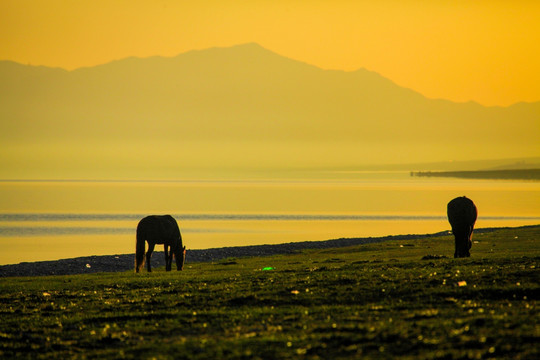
[146,242,155,272]
[165,244,171,271]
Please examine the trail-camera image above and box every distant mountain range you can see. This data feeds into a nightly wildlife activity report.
[1,43,539,177]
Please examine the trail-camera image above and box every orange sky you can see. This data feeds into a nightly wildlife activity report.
[1,0,539,106]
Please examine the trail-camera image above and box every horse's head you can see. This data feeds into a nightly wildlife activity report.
[454,231,472,258]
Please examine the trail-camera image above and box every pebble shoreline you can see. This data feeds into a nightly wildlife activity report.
[1,229,500,278]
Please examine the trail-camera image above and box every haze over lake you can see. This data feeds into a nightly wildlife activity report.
[1,172,538,265]
[1,44,539,180]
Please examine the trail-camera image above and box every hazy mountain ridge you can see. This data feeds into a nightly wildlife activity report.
[1,43,538,176]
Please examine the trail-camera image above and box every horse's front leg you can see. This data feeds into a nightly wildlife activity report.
[165,244,171,271]
[468,226,474,250]
[146,242,155,272]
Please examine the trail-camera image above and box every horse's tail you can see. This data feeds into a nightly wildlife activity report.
[135,227,146,273]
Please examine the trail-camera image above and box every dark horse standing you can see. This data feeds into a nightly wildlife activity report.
[135,215,186,273]
[447,196,477,258]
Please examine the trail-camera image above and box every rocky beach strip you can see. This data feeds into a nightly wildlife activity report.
[1,229,502,277]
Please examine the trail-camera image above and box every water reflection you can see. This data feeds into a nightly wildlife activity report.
[0,174,538,264]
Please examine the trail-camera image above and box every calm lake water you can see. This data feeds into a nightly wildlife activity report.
[1,172,539,265]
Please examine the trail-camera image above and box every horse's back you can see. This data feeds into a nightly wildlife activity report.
[137,215,180,243]
[162,215,180,231]
[447,196,477,227]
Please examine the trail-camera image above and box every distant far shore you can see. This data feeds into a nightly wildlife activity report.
[411,169,540,181]
[2,225,538,278]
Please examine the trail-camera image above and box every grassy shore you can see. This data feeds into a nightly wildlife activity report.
[1,225,539,359]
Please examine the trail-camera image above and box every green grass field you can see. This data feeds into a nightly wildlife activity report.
[1,226,539,359]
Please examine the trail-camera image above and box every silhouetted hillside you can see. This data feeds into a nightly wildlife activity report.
[1,43,539,177]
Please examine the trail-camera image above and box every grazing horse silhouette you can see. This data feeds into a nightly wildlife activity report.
[447,196,477,258]
[135,215,186,273]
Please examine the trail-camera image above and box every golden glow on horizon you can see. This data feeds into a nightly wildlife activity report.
[1,1,539,106]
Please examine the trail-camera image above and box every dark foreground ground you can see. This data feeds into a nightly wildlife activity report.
[0,228,499,277]
[0,225,538,359]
